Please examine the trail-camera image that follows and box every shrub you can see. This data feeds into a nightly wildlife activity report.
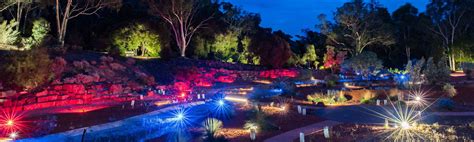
[112,23,161,57]
[22,18,50,49]
[424,57,450,84]
[437,98,455,110]
[324,74,339,87]
[0,20,20,47]
[272,80,296,96]
[202,118,226,142]
[342,51,383,77]
[442,83,457,98]
[2,48,53,89]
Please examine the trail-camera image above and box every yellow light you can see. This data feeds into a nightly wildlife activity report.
[400,121,411,129]
[224,96,248,103]
[6,120,13,126]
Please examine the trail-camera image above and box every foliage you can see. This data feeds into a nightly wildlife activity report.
[0,20,20,46]
[442,83,457,98]
[328,0,395,55]
[212,31,239,62]
[323,46,347,71]
[405,58,426,87]
[22,18,51,50]
[272,80,296,96]
[250,31,291,68]
[307,92,347,105]
[301,45,318,68]
[202,118,227,142]
[343,51,383,77]
[237,37,260,65]
[437,98,455,110]
[245,109,278,132]
[112,23,161,57]
[324,74,339,87]
[2,48,53,89]
[424,57,450,84]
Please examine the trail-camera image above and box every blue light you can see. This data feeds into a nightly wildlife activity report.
[218,100,225,106]
[400,75,406,79]
[176,113,184,120]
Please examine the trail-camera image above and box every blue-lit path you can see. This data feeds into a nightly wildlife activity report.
[17,102,208,142]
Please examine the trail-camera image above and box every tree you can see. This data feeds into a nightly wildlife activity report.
[392,4,419,61]
[112,23,162,57]
[212,31,239,62]
[52,0,121,47]
[323,46,347,72]
[146,0,213,57]
[301,45,318,69]
[250,31,291,68]
[343,51,383,77]
[329,0,394,55]
[427,0,474,70]
[424,57,450,84]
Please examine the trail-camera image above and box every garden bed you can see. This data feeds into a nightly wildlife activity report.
[300,123,474,142]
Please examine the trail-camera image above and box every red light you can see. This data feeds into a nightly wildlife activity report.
[180,93,186,97]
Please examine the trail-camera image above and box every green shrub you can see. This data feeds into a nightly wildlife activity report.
[22,18,50,50]
[324,74,339,87]
[112,23,161,57]
[342,51,383,77]
[0,20,20,46]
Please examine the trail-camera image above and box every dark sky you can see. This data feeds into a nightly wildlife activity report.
[223,0,430,36]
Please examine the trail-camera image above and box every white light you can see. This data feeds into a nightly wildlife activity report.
[218,100,225,106]
[9,132,18,139]
[176,113,184,120]
[400,121,411,129]
[415,96,421,101]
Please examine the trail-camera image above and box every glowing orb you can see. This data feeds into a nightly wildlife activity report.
[9,132,18,139]
[176,113,184,120]
[400,121,410,129]
[415,96,421,101]
[218,100,225,106]
[6,120,13,126]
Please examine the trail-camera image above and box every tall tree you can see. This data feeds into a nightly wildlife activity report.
[51,0,121,47]
[328,0,394,55]
[427,0,473,70]
[393,4,419,61]
[146,0,214,57]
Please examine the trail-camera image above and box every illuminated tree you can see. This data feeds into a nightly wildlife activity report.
[301,45,318,69]
[112,23,161,57]
[427,0,474,70]
[146,0,213,57]
[212,31,239,62]
[323,46,347,72]
[52,0,121,47]
[238,37,260,65]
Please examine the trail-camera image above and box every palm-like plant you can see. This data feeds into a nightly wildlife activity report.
[203,118,226,142]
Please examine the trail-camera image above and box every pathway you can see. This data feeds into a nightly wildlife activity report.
[17,101,206,142]
[264,120,341,142]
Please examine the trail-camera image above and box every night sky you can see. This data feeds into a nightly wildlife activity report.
[223,0,430,36]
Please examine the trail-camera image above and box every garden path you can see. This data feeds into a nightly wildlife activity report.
[264,120,341,142]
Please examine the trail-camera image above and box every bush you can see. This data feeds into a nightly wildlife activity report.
[22,18,50,49]
[424,57,450,84]
[437,98,455,110]
[342,51,383,77]
[112,23,161,57]
[442,83,457,98]
[0,20,20,47]
[202,118,226,142]
[2,48,53,89]
[324,74,339,87]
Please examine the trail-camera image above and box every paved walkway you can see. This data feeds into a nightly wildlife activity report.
[431,111,474,116]
[264,120,341,142]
